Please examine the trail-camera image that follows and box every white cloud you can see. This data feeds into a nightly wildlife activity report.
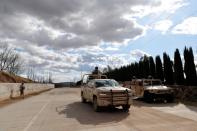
[104,47,119,51]
[0,0,149,49]
[153,20,173,34]
[131,49,151,59]
[4,40,152,82]
[194,55,197,65]
[172,17,197,35]
[0,0,189,82]
[129,0,188,18]
[0,0,188,50]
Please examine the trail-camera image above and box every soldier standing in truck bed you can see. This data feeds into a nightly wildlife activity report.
[92,66,102,75]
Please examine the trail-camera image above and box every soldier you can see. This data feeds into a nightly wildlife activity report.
[92,66,101,75]
[20,83,25,99]
[91,67,102,79]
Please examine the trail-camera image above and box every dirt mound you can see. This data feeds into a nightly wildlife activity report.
[0,71,32,83]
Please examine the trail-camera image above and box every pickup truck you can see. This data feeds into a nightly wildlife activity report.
[81,74,132,112]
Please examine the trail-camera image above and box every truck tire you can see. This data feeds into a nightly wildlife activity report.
[122,105,130,112]
[93,97,100,112]
[167,95,174,103]
[144,91,152,103]
[81,92,86,103]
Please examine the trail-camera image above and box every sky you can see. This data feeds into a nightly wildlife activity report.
[0,0,197,82]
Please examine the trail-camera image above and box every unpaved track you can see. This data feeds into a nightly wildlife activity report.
[0,88,197,131]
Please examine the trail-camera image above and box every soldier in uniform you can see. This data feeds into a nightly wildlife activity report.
[91,67,102,79]
[92,66,101,75]
[20,83,25,99]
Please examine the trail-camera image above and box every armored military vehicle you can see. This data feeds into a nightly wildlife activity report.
[130,79,174,102]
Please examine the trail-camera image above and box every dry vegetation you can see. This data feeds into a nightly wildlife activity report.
[0,71,32,83]
[0,44,53,84]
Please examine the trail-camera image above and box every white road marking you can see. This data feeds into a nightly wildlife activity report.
[23,101,50,131]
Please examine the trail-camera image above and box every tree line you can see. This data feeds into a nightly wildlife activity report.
[105,47,197,86]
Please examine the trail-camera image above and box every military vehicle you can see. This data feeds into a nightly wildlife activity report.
[81,74,132,112]
[130,79,174,102]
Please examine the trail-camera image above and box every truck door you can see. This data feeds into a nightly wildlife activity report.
[136,81,143,97]
[130,81,136,96]
[139,81,144,97]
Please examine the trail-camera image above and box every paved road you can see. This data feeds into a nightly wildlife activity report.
[0,88,197,131]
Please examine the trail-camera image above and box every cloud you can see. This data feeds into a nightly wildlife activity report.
[0,0,189,82]
[131,49,151,59]
[172,17,197,35]
[0,0,188,50]
[128,0,188,18]
[2,39,153,82]
[153,20,173,34]
[0,0,151,49]
[104,47,119,51]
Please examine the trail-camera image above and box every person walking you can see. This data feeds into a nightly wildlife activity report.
[20,83,25,99]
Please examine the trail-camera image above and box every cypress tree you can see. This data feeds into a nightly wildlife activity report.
[142,55,150,78]
[125,65,131,81]
[174,49,184,85]
[189,47,197,85]
[184,47,189,85]
[139,60,144,78]
[184,47,197,85]
[163,52,174,85]
[155,55,164,81]
[134,62,139,78]
[130,63,135,79]
[149,56,156,78]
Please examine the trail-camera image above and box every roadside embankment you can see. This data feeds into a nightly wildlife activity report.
[0,83,54,101]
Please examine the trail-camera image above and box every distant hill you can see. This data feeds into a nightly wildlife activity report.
[0,71,33,83]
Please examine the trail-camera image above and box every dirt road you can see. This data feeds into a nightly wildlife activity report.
[0,88,197,131]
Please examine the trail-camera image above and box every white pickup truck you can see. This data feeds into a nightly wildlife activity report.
[81,74,132,112]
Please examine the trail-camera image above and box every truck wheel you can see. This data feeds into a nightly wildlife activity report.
[144,91,152,103]
[93,97,100,112]
[122,105,130,112]
[81,92,86,103]
[167,95,174,103]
